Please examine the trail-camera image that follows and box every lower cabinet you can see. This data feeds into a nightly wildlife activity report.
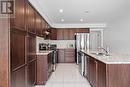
[97,61,106,87]
[64,49,75,63]
[58,49,75,63]
[86,54,130,87]
[27,61,36,87]
[88,57,97,87]
[11,61,37,87]
[88,58,106,87]
[36,53,53,85]
[58,49,65,63]
[11,66,27,87]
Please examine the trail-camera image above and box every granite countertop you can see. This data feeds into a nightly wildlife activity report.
[57,47,75,49]
[36,50,54,55]
[81,50,130,64]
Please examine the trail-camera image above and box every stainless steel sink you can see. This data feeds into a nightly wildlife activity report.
[91,52,110,56]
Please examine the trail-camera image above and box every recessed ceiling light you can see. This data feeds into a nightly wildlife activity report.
[59,9,63,13]
[85,11,89,13]
[61,19,64,22]
[80,19,83,22]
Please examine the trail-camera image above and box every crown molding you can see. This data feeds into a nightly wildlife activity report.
[52,23,107,28]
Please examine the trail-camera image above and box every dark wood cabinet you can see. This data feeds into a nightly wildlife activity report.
[11,31,26,70]
[58,49,65,63]
[11,0,25,30]
[35,12,42,36]
[56,28,89,40]
[97,61,106,87]
[57,29,64,40]
[58,49,75,63]
[41,19,46,37]
[36,53,53,85]
[27,61,36,87]
[63,29,69,40]
[86,56,90,80]
[64,49,75,63]
[2,0,52,86]
[37,55,48,85]
[26,3,36,34]
[85,53,130,87]
[11,67,27,87]
[26,34,36,62]
[69,29,76,40]
[76,28,89,33]
[89,57,97,87]
[50,28,57,40]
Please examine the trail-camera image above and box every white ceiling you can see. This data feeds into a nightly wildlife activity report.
[29,0,130,28]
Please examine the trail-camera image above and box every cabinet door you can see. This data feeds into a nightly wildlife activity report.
[11,31,26,70]
[26,3,36,34]
[11,0,25,30]
[35,13,42,36]
[89,57,97,87]
[41,19,46,37]
[63,29,69,40]
[28,61,36,87]
[80,28,89,33]
[50,28,57,40]
[11,66,27,87]
[64,49,75,63]
[57,29,64,40]
[26,35,36,62]
[58,49,65,63]
[86,56,90,80]
[76,28,89,33]
[69,29,76,40]
[37,55,48,85]
[97,61,106,87]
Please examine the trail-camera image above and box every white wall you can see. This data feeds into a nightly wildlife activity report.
[104,13,130,55]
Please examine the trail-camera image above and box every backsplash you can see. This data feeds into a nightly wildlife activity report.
[36,37,75,52]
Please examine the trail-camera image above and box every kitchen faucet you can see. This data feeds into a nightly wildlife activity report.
[98,46,110,55]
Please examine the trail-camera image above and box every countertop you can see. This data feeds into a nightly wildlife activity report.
[57,48,75,49]
[36,50,54,55]
[81,50,130,64]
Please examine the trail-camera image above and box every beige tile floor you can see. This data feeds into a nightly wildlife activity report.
[35,63,91,87]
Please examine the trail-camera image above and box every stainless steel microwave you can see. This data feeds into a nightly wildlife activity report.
[39,43,47,51]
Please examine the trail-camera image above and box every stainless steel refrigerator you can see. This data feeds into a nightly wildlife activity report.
[75,33,89,76]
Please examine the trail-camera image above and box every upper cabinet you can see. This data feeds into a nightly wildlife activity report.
[41,19,46,37]
[57,29,64,40]
[35,12,51,38]
[35,12,42,36]
[63,29,69,40]
[50,28,57,40]
[76,28,90,33]
[26,3,36,34]
[56,28,89,40]
[11,0,26,30]
[69,29,76,40]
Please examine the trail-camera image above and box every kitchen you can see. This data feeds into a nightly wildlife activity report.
[0,0,130,87]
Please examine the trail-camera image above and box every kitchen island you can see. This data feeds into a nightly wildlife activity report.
[36,50,54,85]
[81,50,130,87]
